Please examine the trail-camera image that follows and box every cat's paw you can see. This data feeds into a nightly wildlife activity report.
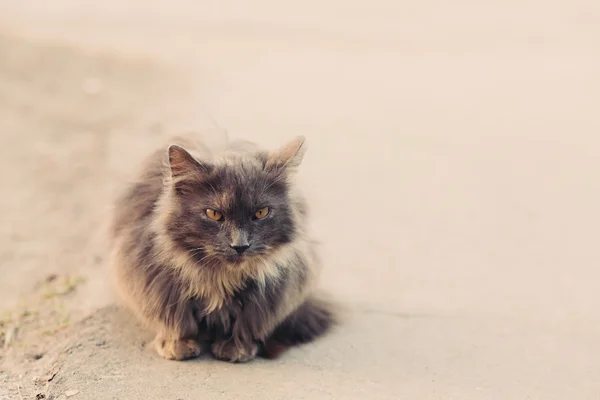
[211,339,258,363]
[155,337,203,361]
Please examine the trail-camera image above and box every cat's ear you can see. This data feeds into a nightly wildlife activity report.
[167,144,209,180]
[266,136,306,171]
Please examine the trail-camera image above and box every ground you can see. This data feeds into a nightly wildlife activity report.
[1,1,600,399]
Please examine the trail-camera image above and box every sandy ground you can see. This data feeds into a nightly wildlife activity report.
[1,1,600,399]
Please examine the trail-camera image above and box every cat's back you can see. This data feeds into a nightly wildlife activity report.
[111,147,166,238]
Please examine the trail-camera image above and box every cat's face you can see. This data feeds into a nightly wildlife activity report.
[164,138,305,266]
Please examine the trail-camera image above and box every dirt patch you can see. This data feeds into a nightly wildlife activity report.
[1,305,153,400]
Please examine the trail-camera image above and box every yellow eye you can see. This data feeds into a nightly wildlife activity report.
[206,209,223,221]
[254,207,270,220]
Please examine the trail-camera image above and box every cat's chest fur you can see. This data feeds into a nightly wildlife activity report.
[175,255,285,314]
[192,277,272,339]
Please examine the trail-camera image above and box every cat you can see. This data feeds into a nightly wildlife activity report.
[109,135,334,362]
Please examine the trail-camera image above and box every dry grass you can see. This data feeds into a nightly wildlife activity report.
[0,274,85,350]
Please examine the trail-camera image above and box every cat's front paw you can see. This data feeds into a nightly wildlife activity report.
[211,339,258,363]
[155,337,203,361]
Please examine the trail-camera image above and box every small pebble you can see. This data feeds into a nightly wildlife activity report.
[65,389,79,397]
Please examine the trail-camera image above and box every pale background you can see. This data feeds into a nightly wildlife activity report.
[0,1,599,399]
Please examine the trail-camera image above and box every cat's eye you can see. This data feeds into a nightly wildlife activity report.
[254,207,270,220]
[205,209,224,221]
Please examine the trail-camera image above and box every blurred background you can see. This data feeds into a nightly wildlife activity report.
[1,1,599,399]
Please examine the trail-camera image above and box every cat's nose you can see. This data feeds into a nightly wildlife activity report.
[230,244,250,254]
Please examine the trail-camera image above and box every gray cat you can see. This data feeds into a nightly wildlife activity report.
[109,135,334,362]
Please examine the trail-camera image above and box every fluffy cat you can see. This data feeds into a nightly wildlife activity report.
[109,135,334,362]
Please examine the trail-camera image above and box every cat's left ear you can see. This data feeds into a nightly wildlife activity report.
[167,144,210,181]
[266,136,306,171]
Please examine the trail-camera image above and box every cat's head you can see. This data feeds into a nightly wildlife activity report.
[162,136,306,266]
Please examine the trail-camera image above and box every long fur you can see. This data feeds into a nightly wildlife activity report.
[261,296,335,359]
[109,135,334,362]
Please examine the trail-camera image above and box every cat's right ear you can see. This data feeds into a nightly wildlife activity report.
[167,144,210,181]
[265,136,306,171]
